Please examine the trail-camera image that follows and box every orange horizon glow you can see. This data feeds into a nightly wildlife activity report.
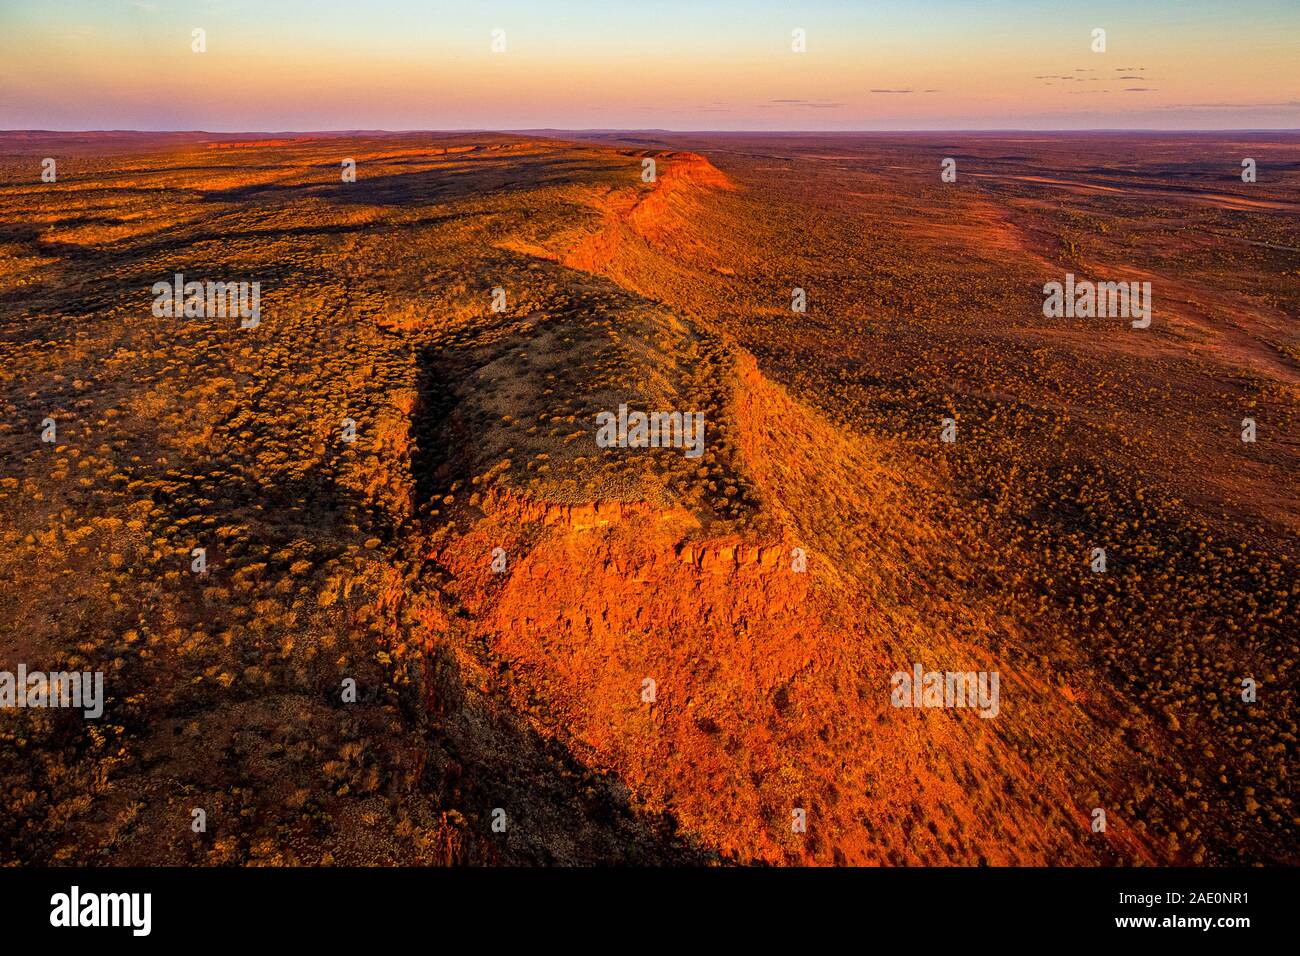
[2,1,1297,130]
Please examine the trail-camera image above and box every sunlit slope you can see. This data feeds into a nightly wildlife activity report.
[0,132,1293,865]
[418,150,1156,864]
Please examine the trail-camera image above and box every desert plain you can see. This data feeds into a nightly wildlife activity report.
[0,129,1296,865]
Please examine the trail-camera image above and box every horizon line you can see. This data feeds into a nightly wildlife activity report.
[5,127,1300,136]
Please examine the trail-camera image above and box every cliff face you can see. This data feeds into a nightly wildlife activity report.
[426,322,1149,864]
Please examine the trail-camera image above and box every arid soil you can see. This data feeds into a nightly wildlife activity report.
[0,130,1296,865]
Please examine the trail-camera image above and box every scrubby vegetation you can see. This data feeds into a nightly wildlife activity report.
[0,130,1295,865]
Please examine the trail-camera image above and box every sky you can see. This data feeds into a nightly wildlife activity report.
[1,0,1297,131]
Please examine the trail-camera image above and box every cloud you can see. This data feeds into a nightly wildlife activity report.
[1155,100,1300,110]
[870,89,914,94]
[1123,87,1157,92]
[769,98,844,108]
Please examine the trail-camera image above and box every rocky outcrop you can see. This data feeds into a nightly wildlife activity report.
[562,151,735,275]
[483,490,664,532]
[676,538,785,573]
